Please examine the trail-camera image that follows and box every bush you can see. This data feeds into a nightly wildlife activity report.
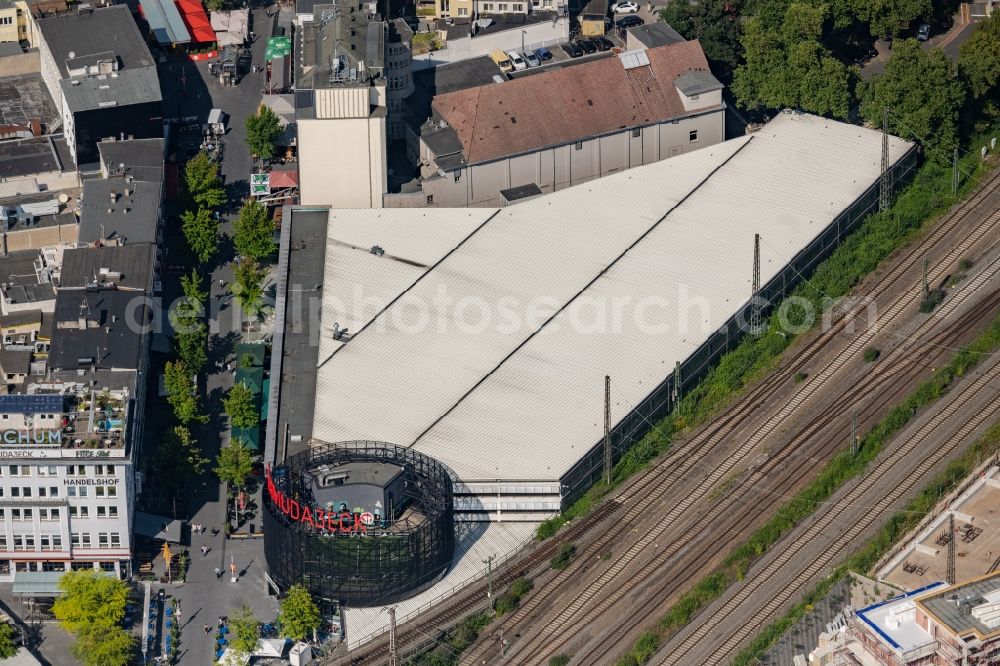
[919,289,945,313]
[549,656,571,666]
[793,372,808,383]
[550,543,576,571]
[958,257,974,271]
[863,347,880,363]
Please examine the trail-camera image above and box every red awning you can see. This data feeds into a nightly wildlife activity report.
[269,168,298,189]
[175,0,215,44]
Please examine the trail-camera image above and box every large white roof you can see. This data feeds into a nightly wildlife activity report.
[310,112,913,482]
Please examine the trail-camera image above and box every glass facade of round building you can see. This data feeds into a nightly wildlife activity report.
[263,441,455,607]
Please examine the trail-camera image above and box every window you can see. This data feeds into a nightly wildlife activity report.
[21,487,30,498]
[499,2,507,9]
[72,533,91,548]
[78,486,88,497]
[53,535,62,549]
[37,466,56,476]
[66,465,81,476]
[98,533,108,548]
[49,487,57,497]
[95,486,104,497]
[690,94,700,101]
[9,465,28,477]
[9,487,17,498]
[426,195,434,204]
[514,3,523,9]
[66,486,75,497]
[11,509,20,520]
[109,506,118,518]
[110,533,120,548]
[632,128,641,138]
[0,535,6,549]
[457,7,467,15]
[689,129,699,142]
[0,509,3,519]
[38,487,46,497]
[97,506,106,518]
[40,535,50,550]
[12,535,24,551]
[94,465,103,475]
[100,561,116,572]
[574,141,583,150]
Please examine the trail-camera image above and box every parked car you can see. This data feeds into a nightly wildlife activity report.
[561,42,584,58]
[506,49,527,70]
[853,45,878,65]
[534,46,553,61]
[916,23,930,41]
[523,50,541,67]
[593,35,614,51]
[615,15,644,29]
[577,37,598,54]
[611,0,639,12]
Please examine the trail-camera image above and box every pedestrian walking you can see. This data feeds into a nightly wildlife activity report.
[204,624,211,635]
[214,567,222,579]
[201,545,209,556]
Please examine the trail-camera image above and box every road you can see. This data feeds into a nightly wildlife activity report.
[861,12,979,79]
[152,6,284,664]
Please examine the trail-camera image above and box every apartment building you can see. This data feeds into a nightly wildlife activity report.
[35,6,162,167]
[404,39,725,207]
[0,138,161,581]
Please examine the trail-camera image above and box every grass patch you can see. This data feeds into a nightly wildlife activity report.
[537,128,996,546]
[620,312,1000,660]
[863,346,880,363]
[728,418,1000,666]
[411,31,443,54]
[550,543,576,571]
[793,371,808,383]
[549,656,571,666]
[614,631,661,666]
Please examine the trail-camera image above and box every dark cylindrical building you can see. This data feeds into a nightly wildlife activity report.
[263,441,454,608]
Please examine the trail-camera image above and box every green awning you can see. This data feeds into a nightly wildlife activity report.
[231,426,261,451]
[261,377,270,421]
[235,367,264,397]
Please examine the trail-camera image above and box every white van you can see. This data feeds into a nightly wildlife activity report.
[506,50,527,71]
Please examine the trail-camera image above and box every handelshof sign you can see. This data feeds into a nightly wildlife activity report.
[2,430,61,446]
[266,467,375,535]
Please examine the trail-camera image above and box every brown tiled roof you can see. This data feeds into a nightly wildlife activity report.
[431,40,716,165]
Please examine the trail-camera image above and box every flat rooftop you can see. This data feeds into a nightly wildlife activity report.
[856,583,945,654]
[881,467,1000,589]
[302,112,913,483]
[0,74,58,130]
[0,135,72,181]
[918,573,1000,640]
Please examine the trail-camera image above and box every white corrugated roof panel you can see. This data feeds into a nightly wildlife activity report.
[309,112,913,482]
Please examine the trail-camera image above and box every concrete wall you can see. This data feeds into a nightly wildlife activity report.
[411,17,568,70]
[0,49,38,77]
[298,115,387,208]
[407,107,724,207]
[0,5,18,42]
[4,223,78,253]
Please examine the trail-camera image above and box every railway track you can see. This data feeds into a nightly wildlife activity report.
[346,167,1000,666]
[660,355,1000,665]
[465,195,1000,664]
[516,274,1000,665]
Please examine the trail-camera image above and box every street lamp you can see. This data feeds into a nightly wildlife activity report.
[522,29,526,56]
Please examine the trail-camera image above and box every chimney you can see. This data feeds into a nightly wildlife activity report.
[109,190,118,204]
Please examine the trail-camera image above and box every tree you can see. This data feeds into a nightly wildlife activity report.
[232,199,277,261]
[731,4,854,119]
[158,425,209,486]
[860,39,965,162]
[959,12,1000,100]
[52,570,129,634]
[245,106,282,161]
[175,321,208,375]
[853,0,930,39]
[0,623,17,659]
[164,360,203,424]
[215,439,254,489]
[181,207,219,264]
[180,269,208,304]
[661,0,742,71]
[71,625,135,666]
[231,257,266,322]
[229,606,260,654]
[278,584,321,641]
[184,151,226,209]
[224,382,258,429]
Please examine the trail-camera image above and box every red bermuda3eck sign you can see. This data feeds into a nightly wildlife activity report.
[265,466,371,535]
